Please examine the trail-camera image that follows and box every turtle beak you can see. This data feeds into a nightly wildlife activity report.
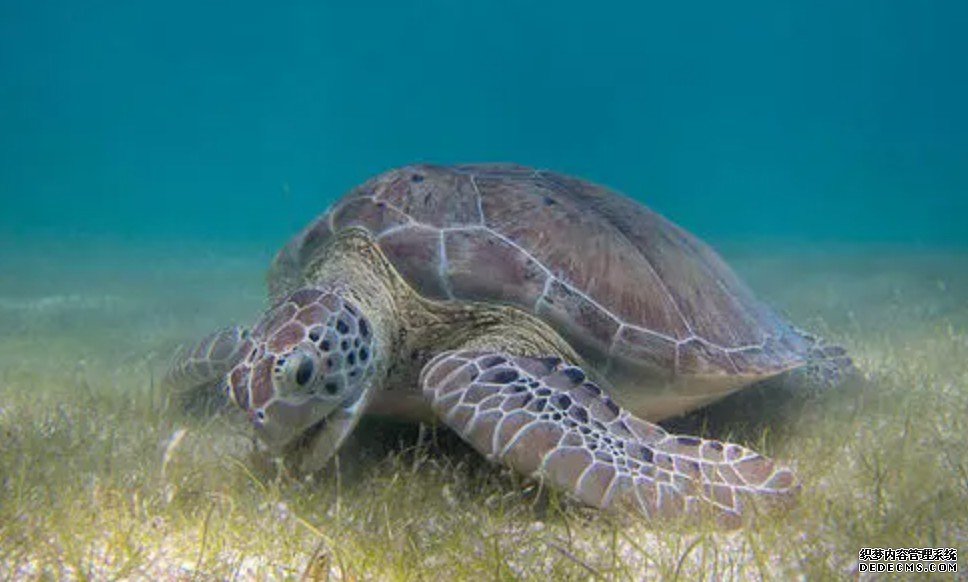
[251,396,343,450]
[276,385,374,474]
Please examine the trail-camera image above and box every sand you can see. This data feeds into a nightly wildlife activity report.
[1,239,964,579]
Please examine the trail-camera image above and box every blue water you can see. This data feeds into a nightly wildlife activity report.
[1,1,965,249]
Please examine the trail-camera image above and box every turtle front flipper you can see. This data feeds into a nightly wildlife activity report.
[420,350,798,527]
[165,326,252,414]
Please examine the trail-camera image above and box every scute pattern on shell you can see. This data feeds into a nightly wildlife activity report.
[269,164,808,379]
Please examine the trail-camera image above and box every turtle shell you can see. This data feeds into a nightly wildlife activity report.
[270,164,808,400]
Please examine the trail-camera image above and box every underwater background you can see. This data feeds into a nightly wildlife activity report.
[1,1,966,579]
[1,0,966,249]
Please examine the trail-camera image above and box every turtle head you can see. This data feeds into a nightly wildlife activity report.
[225,287,378,473]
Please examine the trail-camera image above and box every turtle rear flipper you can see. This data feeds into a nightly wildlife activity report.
[165,326,252,415]
[788,327,859,389]
[420,350,798,527]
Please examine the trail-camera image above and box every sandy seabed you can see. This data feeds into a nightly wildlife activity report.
[0,239,965,580]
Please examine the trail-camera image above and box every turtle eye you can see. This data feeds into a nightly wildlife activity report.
[294,357,314,386]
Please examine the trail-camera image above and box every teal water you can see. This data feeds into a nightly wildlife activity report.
[1,1,966,249]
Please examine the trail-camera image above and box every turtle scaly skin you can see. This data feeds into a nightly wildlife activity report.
[167,164,851,525]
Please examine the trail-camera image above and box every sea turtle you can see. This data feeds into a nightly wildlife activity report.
[166,164,850,525]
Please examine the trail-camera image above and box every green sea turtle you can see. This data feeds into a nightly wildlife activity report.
[166,164,850,525]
